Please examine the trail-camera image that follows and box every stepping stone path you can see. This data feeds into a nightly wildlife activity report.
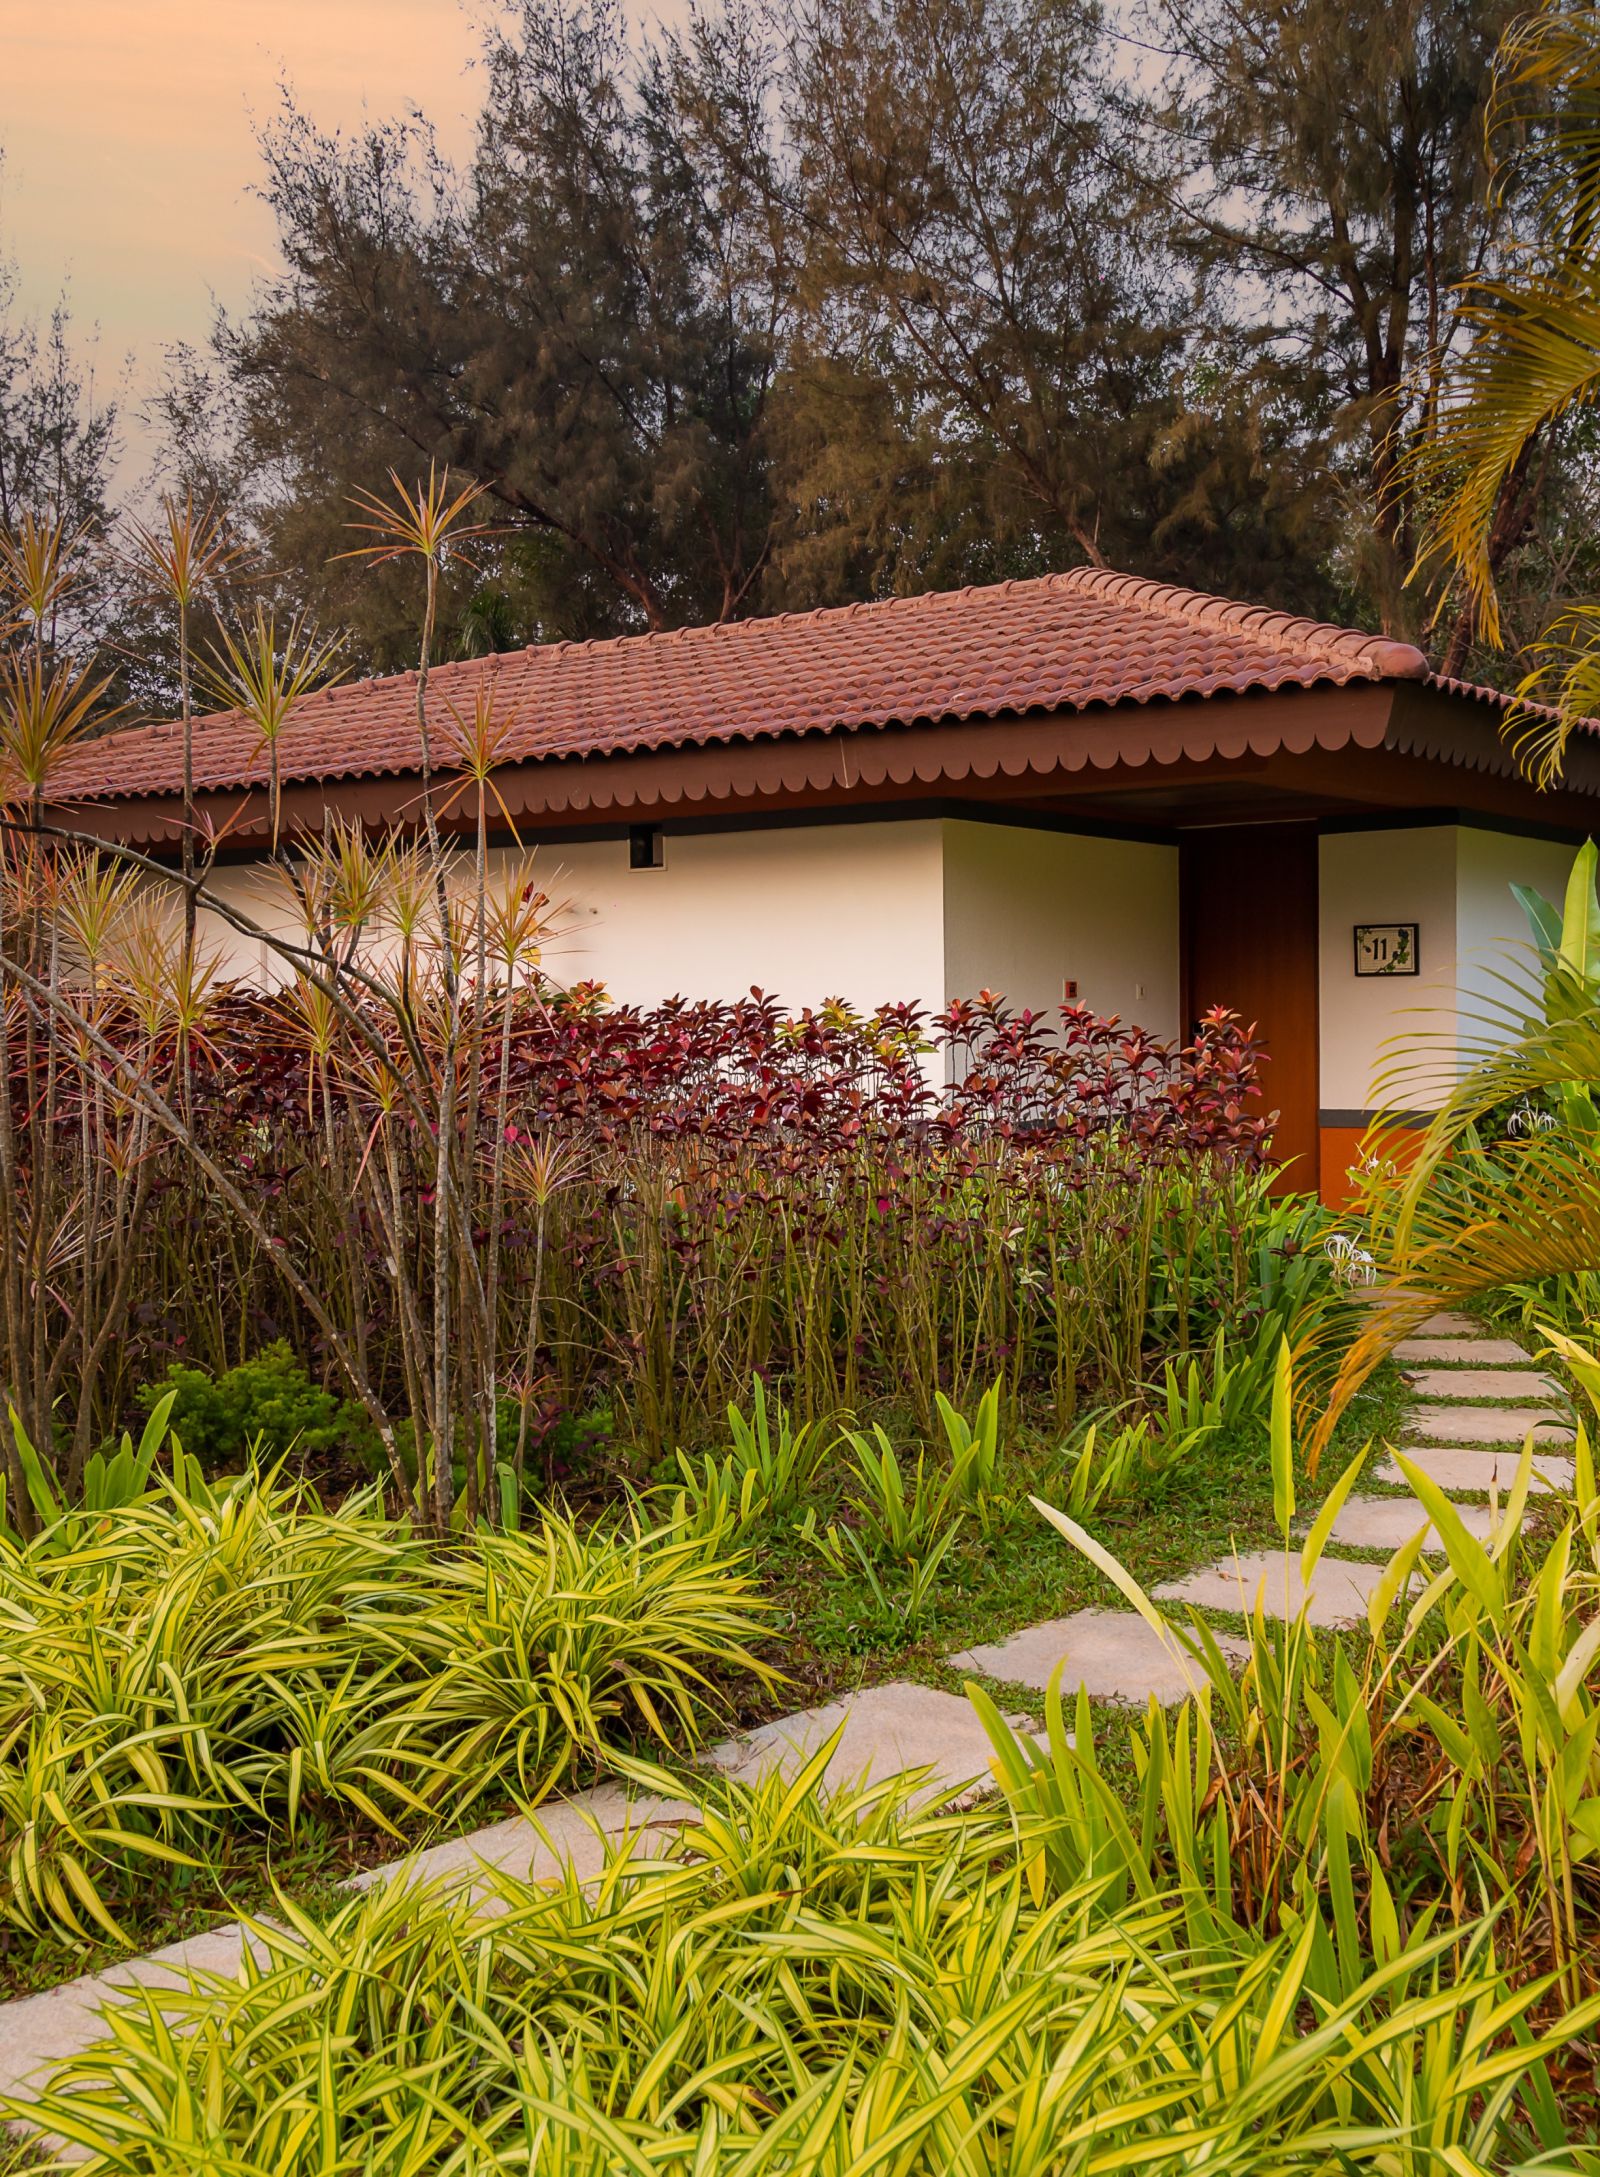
[1385,1314,1576,1496]
[344,1781,696,1899]
[1378,1444,1576,1494]
[1153,1546,1413,1627]
[950,1609,1248,1703]
[708,1681,1040,1803]
[1407,1403,1573,1446]
[0,1303,1575,2132]
[1313,1492,1494,1554]
[1393,1337,1532,1365]
[1405,1368,1561,1402]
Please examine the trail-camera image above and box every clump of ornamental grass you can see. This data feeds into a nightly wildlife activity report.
[3,1738,1592,2173]
[0,1452,775,1953]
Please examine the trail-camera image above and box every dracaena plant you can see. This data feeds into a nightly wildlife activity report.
[0,474,550,1536]
[3,470,1310,1528]
[121,493,246,962]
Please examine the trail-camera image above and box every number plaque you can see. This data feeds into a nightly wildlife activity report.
[1353,923,1419,977]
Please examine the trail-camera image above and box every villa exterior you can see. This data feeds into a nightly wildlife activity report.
[48,567,1600,1204]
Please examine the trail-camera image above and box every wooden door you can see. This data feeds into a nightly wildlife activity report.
[1181,824,1319,1194]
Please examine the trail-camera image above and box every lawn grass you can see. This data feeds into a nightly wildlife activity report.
[0,1359,1411,2006]
[740,1358,1412,1717]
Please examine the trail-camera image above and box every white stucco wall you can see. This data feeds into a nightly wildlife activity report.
[169,823,948,1013]
[1318,827,1458,1114]
[180,816,1180,1034]
[114,860,305,985]
[493,819,1178,1028]
[1319,823,1587,1115]
[196,863,308,985]
[1454,827,1576,1046]
[525,821,948,1016]
[940,821,1180,1035]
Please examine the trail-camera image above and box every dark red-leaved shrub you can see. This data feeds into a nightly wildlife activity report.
[12,980,1283,1452]
[166,983,1270,1163]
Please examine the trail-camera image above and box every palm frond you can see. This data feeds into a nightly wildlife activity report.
[1312,966,1600,1463]
[1411,275,1600,646]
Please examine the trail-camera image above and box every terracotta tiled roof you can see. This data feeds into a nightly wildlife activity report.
[50,566,1433,807]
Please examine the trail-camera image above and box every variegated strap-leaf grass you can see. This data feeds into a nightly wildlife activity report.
[5,1754,1593,2174]
[0,1466,777,1953]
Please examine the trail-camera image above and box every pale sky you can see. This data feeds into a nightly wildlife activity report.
[0,1,489,476]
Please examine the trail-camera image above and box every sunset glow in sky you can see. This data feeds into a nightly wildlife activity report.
[0,1,486,467]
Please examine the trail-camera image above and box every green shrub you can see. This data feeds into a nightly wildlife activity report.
[1059,1410,1212,1514]
[1149,1178,1359,1411]
[134,1342,369,1471]
[788,1394,1009,1632]
[933,1379,1006,1530]
[1495,1267,1600,1346]
[664,1378,831,1542]
[828,1413,994,1562]
[0,1395,185,1551]
[499,1395,616,1499]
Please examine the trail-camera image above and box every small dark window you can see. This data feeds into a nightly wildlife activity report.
[629,825,665,870]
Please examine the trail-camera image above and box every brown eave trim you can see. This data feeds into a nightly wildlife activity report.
[1387,679,1600,794]
[48,683,1401,848]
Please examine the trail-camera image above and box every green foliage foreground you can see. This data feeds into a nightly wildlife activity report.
[0,1465,774,1951]
[5,1748,1592,2175]
[6,1341,1600,2169]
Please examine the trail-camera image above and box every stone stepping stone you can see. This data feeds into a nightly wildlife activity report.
[1407,1405,1573,1447]
[709,1681,1026,1803]
[948,1608,1248,1706]
[1413,1312,1482,1335]
[346,1781,694,1900]
[1393,1336,1532,1364]
[1377,1444,1575,1496]
[1323,1492,1495,1554]
[1406,1368,1561,1402]
[1153,1548,1413,1628]
[0,1921,271,2107]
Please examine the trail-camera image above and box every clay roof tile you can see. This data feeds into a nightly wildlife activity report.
[51,563,1434,806]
